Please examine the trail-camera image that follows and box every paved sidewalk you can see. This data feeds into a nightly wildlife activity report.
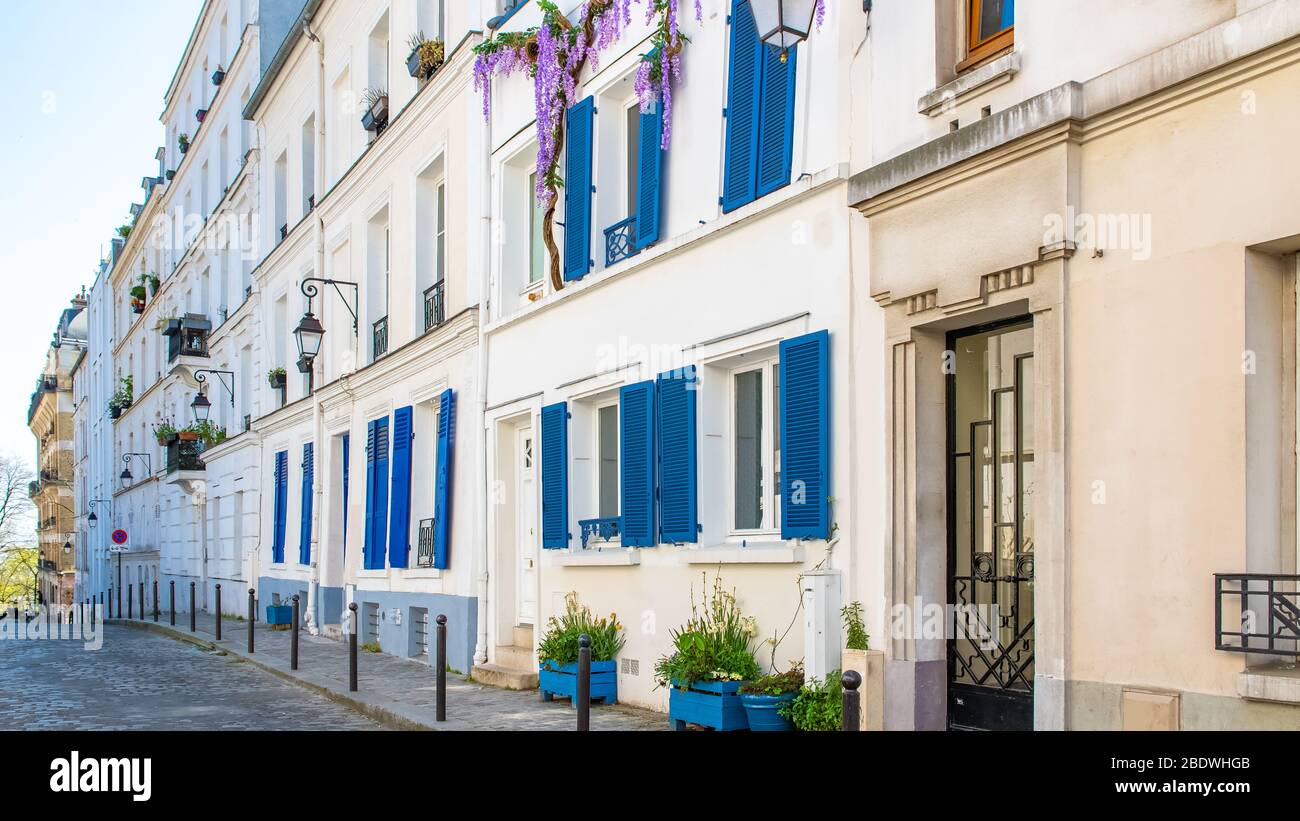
[107,612,664,731]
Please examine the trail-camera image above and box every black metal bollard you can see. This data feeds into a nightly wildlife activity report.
[247,588,255,653]
[116,584,121,620]
[576,633,591,732]
[348,603,358,692]
[189,581,196,633]
[291,595,300,670]
[169,581,175,626]
[215,584,222,640]
[436,615,447,722]
[152,580,158,622]
[138,582,144,619]
[98,591,103,622]
[127,583,133,620]
[841,670,862,731]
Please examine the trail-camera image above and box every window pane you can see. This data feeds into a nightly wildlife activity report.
[977,0,1013,42]
[598,404,619,519]
[528,172,543,283]
[626,104,640,215]
[734,370,764,529]
[435,183,445,282]
[772,364,781,527]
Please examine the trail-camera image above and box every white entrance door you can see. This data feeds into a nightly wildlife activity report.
[516,427,538,625]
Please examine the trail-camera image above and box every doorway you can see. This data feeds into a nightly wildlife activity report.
[946,317,1035,731]
[515,426,538,626]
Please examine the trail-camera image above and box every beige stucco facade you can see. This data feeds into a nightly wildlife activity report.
[852,0,1300,729]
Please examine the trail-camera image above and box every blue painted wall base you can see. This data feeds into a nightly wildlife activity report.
[668,680,749,731]
[539,660,617,705]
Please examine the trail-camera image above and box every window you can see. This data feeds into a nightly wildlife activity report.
[435,181,446,282]
[962,0,1014,69]
[625,102,640,215]
[597,402,619,519]
[721,0,797,213]
[528,172,544,284]
[732,360,780,533]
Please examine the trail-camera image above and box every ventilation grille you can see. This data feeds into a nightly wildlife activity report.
[621,658,640,676]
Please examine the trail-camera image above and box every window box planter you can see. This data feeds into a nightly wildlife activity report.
[739,692,796,731]
[179,142,189,155]
[539,660,617,705]
[265,604,292,625]
[108,405,122,420]
[268,371,286,390]
[176,431,201,442]
[406,48,424,79]
[165,169,175,181]
[196,108,207,124]
[668,679,750,731]
[211,68,225,86]
[131,299,145,314]
[361,95,389,132]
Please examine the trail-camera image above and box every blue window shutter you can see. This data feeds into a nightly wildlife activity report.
[780,330,830,539]
[722,0,762,213]
[756,42,797,198]
[342,433,350,555]
[363,423,375,565]
[368,417,391,569]
[540,402,569,548]
[619,380,656,547]
[564,97,595,280]
[656,367,698,543]
[299,443,314,565]
[388,407,413,569]
[635,100,664,249]
[272,451,288,563]
[433,388,455,569]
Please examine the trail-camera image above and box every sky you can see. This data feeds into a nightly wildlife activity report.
[0,0,205,467]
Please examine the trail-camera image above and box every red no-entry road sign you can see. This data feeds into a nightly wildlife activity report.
[111,529,128,545]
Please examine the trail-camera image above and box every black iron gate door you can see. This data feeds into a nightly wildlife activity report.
[947,319,1035,731]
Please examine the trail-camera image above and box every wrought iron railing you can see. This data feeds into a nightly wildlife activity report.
[417,518,435,567]
[166,439,205,473]
[604,216,639,267]
[372,316,389,360]
[424,280,445,332]
[1215,573,1300,656]
[578,516,622,549]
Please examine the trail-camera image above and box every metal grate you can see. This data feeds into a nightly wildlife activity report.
[1215,573,1300,655]
[372,316,388,360]
[364,602,380,643]
[417,518,435,567]
[413,608,429,656]
[603,216,639,267]
[620,658,639,676]
[424,281,445,332]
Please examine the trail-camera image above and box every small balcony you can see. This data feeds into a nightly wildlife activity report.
[163,314,211,362]
[372,316,389,360]
[165,436,206,475]
[578,516,622,549]
[604,216,640,267]
[1215,573,1300,656]
[417,518,435,568]
[424,280,445,332]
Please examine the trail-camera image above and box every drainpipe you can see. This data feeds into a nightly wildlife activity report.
[304,15,326,636]
[473,57,492,667]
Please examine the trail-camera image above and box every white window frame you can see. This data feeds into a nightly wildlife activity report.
[593,398,620,522]
[728,357,781,537]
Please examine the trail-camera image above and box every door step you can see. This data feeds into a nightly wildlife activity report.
[493,643,534,670]
[512,624,534,648]
[471,663,539,691]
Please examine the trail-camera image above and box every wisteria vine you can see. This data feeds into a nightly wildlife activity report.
[474,0,825,290]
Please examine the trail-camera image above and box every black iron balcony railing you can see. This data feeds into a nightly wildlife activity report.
[164,314,211,362]
[424,280,445,332]
[417,518,435,568]
[166,438,205,473]
[604,216,639,267]
[1215,573,1300,656]
[578,516,622,549]
[373,316,389,360]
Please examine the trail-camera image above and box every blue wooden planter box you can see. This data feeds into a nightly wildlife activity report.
[740,692,797,731]
[539,660,617,705]
[669,679,749,731]
[265,604,292,625]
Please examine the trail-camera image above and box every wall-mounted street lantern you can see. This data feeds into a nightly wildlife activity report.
[87,499,112,524]
[191,368,235,423]
[120,453,152,484]
[751,1,818,59]
[295,277,358,395]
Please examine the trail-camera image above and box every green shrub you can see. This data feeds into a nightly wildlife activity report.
[654,571,761,689]
[781,671,843,731]
[537,592,625,665]
[842,601,869,651]
[738,662,804,696]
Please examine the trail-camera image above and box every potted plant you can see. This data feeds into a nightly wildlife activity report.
[537,592,625,706]
[360,87,389,132]
[211,65,225,86]
[148,273,161,295]
[738,663,804,731]
[178,133,190,154]
[165,169,175,181]
[654,571,761,731]
[839,600,881,730]
[781,671,844,731]
[117,224,132,239]
[196,108,207,124]
[191,419,227,447]
[266,602,292,625]
[130,298,145,314]
[406,32,446,80]
[153,422,178,445]
[107,400,122,420]
[267,367,286,390]
[176,426,201,442]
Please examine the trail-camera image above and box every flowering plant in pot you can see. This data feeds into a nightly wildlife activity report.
[360,87,389,132]
[406,31,446,80]
[537,592,625,706]
[153,421,178,445]
[178,133,190,154]
[654,571,761,731]
[738,663,803,731]
[267,367,286,389]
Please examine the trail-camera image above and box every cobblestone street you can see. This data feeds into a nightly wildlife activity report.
[0,624,384,730]
[0,616,665,731]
